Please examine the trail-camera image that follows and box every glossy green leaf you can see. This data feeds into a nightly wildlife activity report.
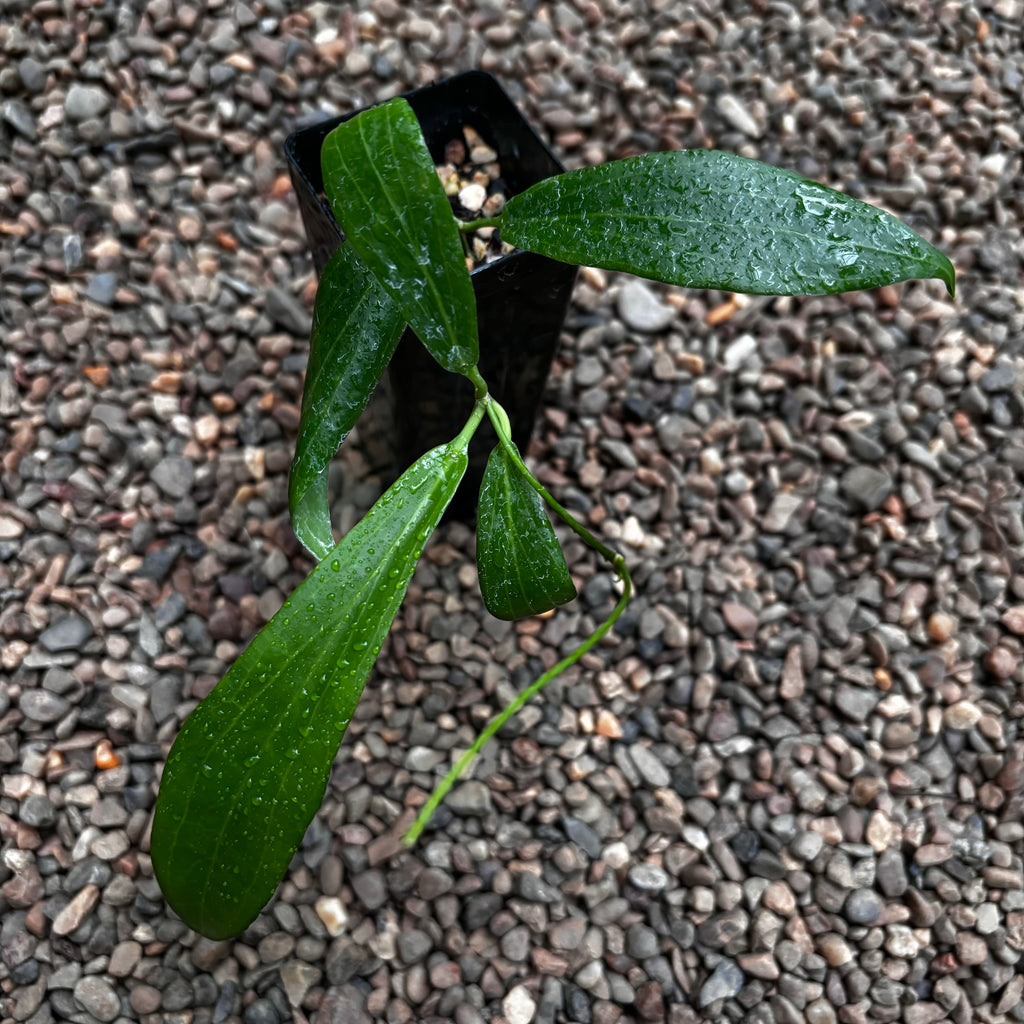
[502,150,955,297]
[321,98,478,373]
[152,439,468,939]
[477,443,576,621]
[291,470,332,561]
[289,244,405,559]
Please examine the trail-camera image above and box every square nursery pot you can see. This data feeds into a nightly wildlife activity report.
[285,70,578,518]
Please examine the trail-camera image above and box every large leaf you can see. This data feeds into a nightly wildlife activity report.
[321,98,478,373]
[477,443,576,621]
[501,150,955,297]
[289,244,405,558]
[152,439,468,939]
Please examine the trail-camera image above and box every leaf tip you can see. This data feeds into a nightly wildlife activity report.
[941,259,956,299]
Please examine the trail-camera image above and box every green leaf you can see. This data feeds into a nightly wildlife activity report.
[291,470,332,562]
[477,443,576,621]
[502,150,955,297]
[289,244,405,559]
[152,439,468,939]
[321,97,478,373]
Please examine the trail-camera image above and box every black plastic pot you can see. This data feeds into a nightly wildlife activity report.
[285,71,578,517]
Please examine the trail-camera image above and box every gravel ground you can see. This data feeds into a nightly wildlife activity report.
[2,2,1024,1023]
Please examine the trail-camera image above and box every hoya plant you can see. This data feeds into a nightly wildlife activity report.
[151,97,953,939]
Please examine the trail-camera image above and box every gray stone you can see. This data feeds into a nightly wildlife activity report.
[316,984,371,1024]
[2,100,36,140]
[617,280,676,333]
[446,780,492,816]
[85,272,118,305]
[833,682,879,723]
[397,928,432,964]
[150,674,183,724]
[790,831,824,861]
[20,795,57,829]
[655,412,691,454]
[717,92,763,137]
[18,57,47,92]
[265,285,311,334]
[549,917,587,951]
[163,977,194,1011]
[39,613,92,652]
[19,689,71,723]
[281,960,321,1008]
[628,863,670,892]
[840,465,893,512]
[155,592,188,629]
[628,743,671,787]
[574,356,605,388]
[350,869,387,911]
[699,959,745,1007]
[65,84,111,121]
[847,432,886,461]
[1,930,36,970]
[152,456,195,499]
[213,979,236,1022]
[763,492,802,532]
[981,362,1016,392]
[73,976,120,1022]
[405,746,446,771]
[244,997,280,1024]
[844,887,881,925]
[517,871,560,903]
[877,848,908,897]
[43,666,78,694]
[722,334,758,373]
[625,922,659,959]
[500,924,531,961]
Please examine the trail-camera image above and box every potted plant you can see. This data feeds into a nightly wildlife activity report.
[284,71,580,517]
[151,75,953,940]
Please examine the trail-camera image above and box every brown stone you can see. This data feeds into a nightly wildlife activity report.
[956,932,988,966]
[52,884,100,936]
[1001,606,1024,635]
[722,602,758,639]
[780,644,805,699]
[738,951,780,980]
[762,880,797,916]
[986,645,1018,679]
[635,981,665,1020]
[130,984,162,1015]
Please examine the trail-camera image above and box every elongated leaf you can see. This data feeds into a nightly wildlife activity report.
[477,443,576,621]
[152,439,468,939]
[502,150,954,297]
[290,244,405,558]
[321,98,478,373]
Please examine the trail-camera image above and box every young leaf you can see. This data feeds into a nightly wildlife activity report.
[321,98,478,374]
[502,150,955,297]
[289,244,405,559]
[477,443,576,621]
[152,439,468,939]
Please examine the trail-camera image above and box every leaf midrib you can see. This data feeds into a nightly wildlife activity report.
[507,205,921,268]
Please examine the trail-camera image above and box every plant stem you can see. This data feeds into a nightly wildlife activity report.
[452,396,488,449]
[403,395,633,846]
[404,565,631,845]
[465,365,489,400]
[457,215,502,234]
[485,398,623,567]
